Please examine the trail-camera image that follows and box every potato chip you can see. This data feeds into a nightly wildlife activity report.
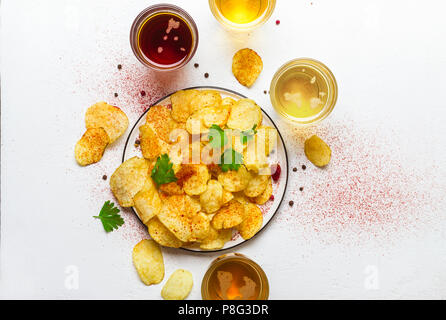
[232,48,263,88]
[218,165,251,192]
[200,180,223,213]
[304,135,331,167]
[183,164,210,196]
[170,89,199,123]
[252,177,272,205]
[110,157,150,207]
[190,90,222,111]
[255,126,278,156]
[133,178,162,224]
[221,189,234,205]
[132,239,164,285]
[227,99,262,131]
[148,218,183,248]
[157,195,202,242]
[190,212,211,241]
[139,124,170,160]
[201,105,231,128]
[200,228,232,250]
[161,269,193,300]
[185,109,209,135]
[237,203,263,240]
[159,181,184,195]
[85,102,129,143]
[75,128,109,166]
[212,200,245,229]
[244,174,269,198]
[221,97,236,108]
[145,105,179,143]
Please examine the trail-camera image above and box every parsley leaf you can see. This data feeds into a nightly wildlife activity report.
[151,154,178,185]
[240,124,258,144]
[208,124,228,149]
[93,201,124,232]
[220,148,243,172]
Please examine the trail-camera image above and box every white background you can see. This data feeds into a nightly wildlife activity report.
[1,0,446,299]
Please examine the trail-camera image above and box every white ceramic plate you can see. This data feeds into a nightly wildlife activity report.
[122,86,289,252]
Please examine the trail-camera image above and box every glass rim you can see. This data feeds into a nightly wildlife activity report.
[208,0,276,31]
[129,4,199,71]
[270,58,338,125]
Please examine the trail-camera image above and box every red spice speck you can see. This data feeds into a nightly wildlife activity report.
[140,90,146,97]
[269,195,275,201]
[271,164,281,181]
[275,20,280,25]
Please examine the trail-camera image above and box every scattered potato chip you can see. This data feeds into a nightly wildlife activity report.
[133,178,162,224]
[132,239,164,285]
[200,228,232,250]
[237,203,263,240]
[157,195,202,242]
[252,177,273,205]
[200,180,223,213]
[75,128,109,166]
[190,90,222,111]
[139,124,170,160]
[148,218,183,248]
[232,48,263,88]
[183,164,210,196]
[304,135,331,167]
[85,102,129,143]
[218,165,251,192]
[170,89,199,123]
[110,157,150,207]
[244,174,269,198]
[145,105,179,142]
[212,200,245,229]
[161,269,193,300]
[227,99,262,131]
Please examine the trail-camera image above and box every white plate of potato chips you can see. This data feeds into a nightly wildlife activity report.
[116,86,288,252]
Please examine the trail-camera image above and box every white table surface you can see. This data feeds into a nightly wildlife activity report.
[1,0,446,299]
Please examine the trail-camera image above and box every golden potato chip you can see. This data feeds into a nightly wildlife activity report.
[232,48,263,88]
[244,134,269,173]
[237,203,263,240]
[159,181,184,195]
[227,99,262,131]
[157,195,202,242]
[170,89,199,123]
[185,109,209,135]
[190,90,222,111]
[212,200,245,229]
[304,135,331,167]
[190,212,211,241]
[200,228,232,250]
[161,269,193,300]
[132,239,164,285]
[75,128,109,166]
[133,178,162,224]
[139,124,170,160]
[255,126,278,156]
[145,105,179,143]
[85,102,128,143]
[183,164,210,196]
[217,165,251,192]
[221,189,234,205]
[148,218,183,248]
[244,174,269,198]
[201,105,231,128]
[110,157,150,207]
[200,180,223,214]
[252,177,273,205]
[221,97,236,108]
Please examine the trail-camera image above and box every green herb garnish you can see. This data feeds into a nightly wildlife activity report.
[151,154,177,185]
[208,124,228,149]
[220,148,243,172]
[240,124,257,144]
[93,201,124,232]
